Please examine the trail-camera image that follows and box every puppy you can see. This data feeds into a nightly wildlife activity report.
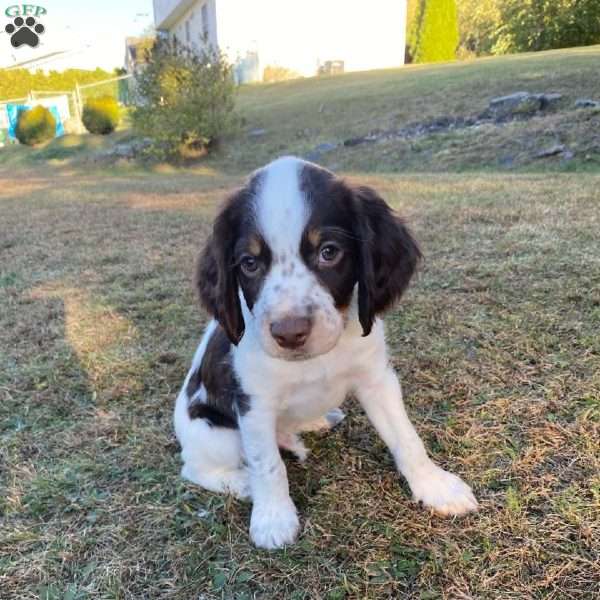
[174,156,477,549]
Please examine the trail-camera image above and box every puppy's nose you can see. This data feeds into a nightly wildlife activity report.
[270,316,312,349]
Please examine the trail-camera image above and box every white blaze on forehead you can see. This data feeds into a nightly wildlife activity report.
[254,157,309,254]
[246,157,345,357]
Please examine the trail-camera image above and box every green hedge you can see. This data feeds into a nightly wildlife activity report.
[82,95,120,135]
[15,105,56,146]
[408,0,459,63]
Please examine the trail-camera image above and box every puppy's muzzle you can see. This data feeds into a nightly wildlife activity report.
[270,316,313,350]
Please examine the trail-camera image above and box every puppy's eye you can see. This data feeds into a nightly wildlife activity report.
[240,255,261,276]
[318,243,343,267]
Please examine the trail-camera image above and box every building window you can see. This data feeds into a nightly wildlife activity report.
[201,4,209,40]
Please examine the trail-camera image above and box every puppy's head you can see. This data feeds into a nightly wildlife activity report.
[196,157,421,360]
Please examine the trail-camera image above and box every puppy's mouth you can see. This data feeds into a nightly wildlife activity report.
[263,338,340,362]
[277,349,314,362]
[260,344,313,361]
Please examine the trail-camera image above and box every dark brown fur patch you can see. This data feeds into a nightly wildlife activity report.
[195,172,265,344]
[186,325,250,427]
[300,162,422,335]
[300,163,362,310]
[352,185,422,334]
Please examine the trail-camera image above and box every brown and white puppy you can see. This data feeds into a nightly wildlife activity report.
[174,157,477,549]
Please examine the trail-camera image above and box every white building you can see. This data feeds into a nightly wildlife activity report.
[152,0,407,82]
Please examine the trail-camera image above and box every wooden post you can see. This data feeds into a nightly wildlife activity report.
[74,82,83,133]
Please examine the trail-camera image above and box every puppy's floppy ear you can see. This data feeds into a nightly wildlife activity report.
[353,185,422,336]
[195,193,245,345]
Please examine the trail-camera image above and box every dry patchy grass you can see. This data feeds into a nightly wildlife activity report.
[1,165,599,599]
[2,41,600,600]
[221,45,600,173]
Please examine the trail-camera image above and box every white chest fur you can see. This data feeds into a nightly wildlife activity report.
[234,317,388,428]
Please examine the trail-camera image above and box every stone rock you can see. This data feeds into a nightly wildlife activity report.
[114,144,135,158]
[98,138,152,160]
[488,92,542,118]
[498,155,515,168]
[487,92,562,120]
[305,141,337,162]
[314,142,337,153]
[343,136,366,147]
[533,93,563,109]
[343,134,379,147]
[248,128,266,137]
[535,144,566,158]
[575,99,600,109]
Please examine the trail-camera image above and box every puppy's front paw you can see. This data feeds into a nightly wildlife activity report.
[250,498,300,549]
[409,465,478,516]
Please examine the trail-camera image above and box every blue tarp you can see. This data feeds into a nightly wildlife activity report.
[6,104,65,141]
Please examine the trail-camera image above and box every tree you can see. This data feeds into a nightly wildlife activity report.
[406,0,422,62]
[407,0,459,64]
[455,0,600,57]
[457,0,501,56]
[493,0,600,54]
[0,68,114,101]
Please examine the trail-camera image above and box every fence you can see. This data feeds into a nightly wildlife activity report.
[77,74,134,108]
[28,90,81,132]
[0,73,134,140]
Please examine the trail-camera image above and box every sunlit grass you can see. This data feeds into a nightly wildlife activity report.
[1,166,598,598]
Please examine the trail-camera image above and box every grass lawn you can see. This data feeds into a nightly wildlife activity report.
[1,47,599,599]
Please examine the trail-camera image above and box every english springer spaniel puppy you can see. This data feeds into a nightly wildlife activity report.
[174,156,477,549]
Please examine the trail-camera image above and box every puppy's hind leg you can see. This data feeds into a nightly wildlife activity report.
[180,421,250,499]
[280,409,346,462]
[299,408,346,433]
[175,393,249,499]
[277,431,309,462]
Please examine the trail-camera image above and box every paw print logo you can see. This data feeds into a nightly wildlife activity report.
[5,16,45,48]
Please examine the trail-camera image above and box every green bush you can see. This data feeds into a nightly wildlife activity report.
[408,0,459,64]
[131,38,237,161]
[15,105,56,146]
[263,65,300,82]
[82,95,120,134]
